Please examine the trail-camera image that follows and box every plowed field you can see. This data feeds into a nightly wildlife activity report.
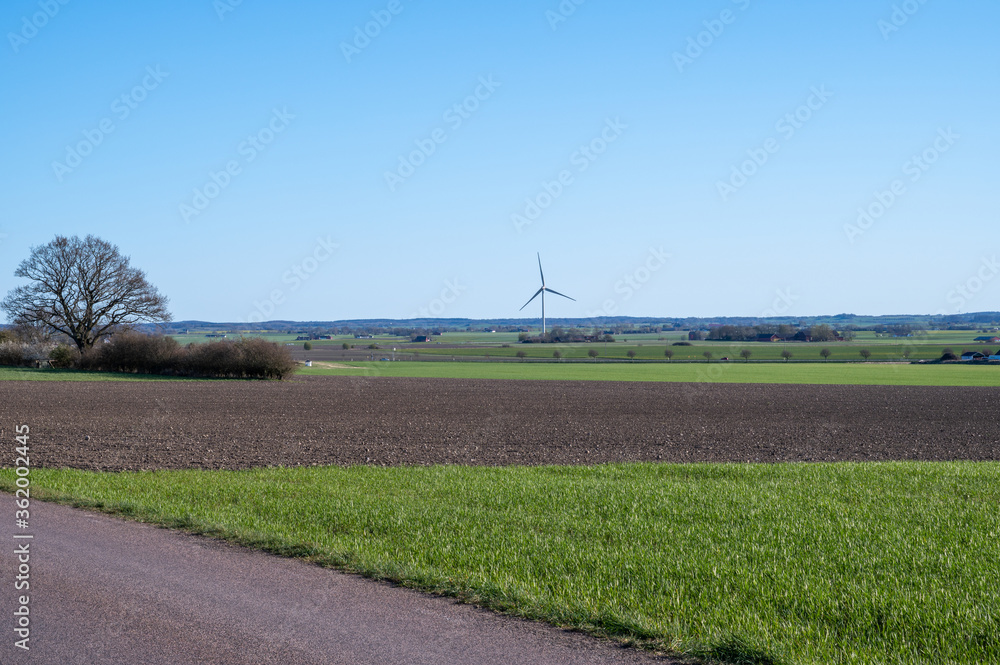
[2,376,997,470]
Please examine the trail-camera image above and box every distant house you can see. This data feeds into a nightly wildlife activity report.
[205,333,227,338]
[791,331,812,342]
[411,335,431,343]
[991,352,1000,361]
[756,334,781,343]
[960,351,986,361]
[974,336,1000,343]
[688,331,705,341]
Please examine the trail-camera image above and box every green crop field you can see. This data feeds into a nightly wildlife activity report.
[410,340,988,362]
[301,360,1000,387]
[5,462,997,664]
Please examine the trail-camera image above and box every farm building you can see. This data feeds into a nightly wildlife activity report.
[756,334,781,343]
[960,351,986,361]
[974,336,1000,343]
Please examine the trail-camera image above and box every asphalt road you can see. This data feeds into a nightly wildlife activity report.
[1,500,673,664]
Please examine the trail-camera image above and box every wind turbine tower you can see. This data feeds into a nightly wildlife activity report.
[519,253,575,335]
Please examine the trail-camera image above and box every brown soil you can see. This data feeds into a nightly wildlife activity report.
[2,376,997,471]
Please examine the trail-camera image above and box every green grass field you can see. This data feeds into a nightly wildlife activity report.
[302,361,1000,387]
[0,367,200,382]
[5,462,997,664]
[2,360,996,386]
[411,341,986,362]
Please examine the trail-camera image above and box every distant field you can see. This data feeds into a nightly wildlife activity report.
[163,330,998,362]
[168,332,302,345]
[6,462,998,664]
[301,360,1000,387]
[411,340,987,362]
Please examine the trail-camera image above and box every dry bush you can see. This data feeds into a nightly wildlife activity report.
[184,337,296,379]
[184,340,243,377]
[25,331,296,380]
[0,342,52,367]
[80,333,182,374]
[234,337,297,380]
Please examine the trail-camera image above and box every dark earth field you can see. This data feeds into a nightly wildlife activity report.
[2,376,998,471]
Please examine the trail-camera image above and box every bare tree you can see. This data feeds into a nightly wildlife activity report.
[739,349,752,363]
[781,349,793,362]
[627,349,637,361]
[516,350,527,361]
[820,348,831,361]
[552,350,561,360]
[859,348,872,362]
[588,348,599,362]
[2,235,171,352]
[703,351,713,362]
[663,348,673,362]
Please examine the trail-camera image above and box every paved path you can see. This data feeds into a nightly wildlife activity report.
[1,500,674,664]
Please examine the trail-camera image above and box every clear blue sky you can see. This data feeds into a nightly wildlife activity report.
[2,0,997,323]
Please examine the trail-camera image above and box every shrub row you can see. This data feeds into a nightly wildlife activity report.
[0,341,54,367]
[77,334,297,380]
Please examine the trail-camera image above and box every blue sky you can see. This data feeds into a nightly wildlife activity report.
[1,0,997,323]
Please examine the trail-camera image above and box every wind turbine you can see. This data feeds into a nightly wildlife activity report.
[519,253,575,335]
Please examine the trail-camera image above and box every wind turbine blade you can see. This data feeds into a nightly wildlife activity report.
[519,287,544,311]
[537,253,545,285]
[544,287,576,302]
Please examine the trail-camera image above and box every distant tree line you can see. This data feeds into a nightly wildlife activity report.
[518,326,614,344]
[706,324,848,343]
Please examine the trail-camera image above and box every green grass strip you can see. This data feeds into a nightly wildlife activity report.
[0,367,204,382]
[300,361,1000,387]
[3,462,998,663]
[3,361,998,386]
